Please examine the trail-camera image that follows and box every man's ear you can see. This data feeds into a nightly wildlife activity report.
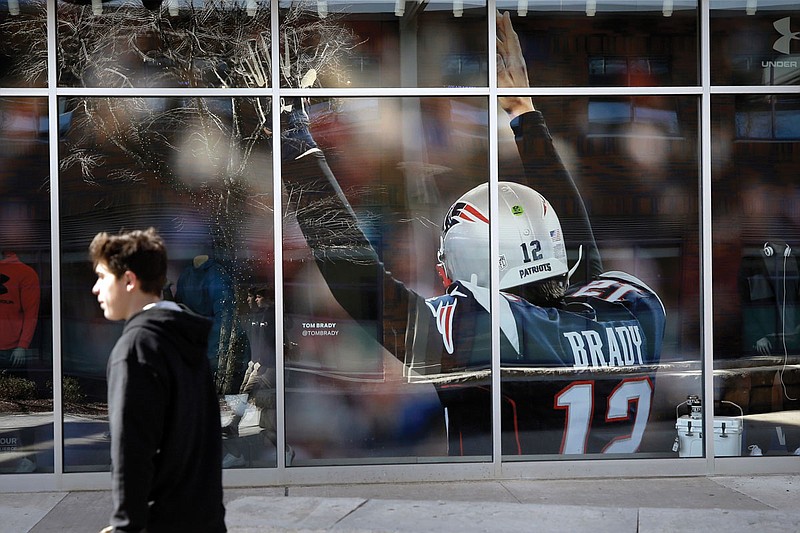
[123,270,138,292]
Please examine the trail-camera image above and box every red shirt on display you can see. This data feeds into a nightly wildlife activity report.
[0,252,40,350]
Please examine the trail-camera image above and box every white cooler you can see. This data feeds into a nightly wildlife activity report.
[675,416,743,457]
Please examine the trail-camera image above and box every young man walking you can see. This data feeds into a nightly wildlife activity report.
[90,228,226,533]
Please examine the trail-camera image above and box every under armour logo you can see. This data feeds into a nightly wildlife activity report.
[773,17,799,55]
[0,274,8,295]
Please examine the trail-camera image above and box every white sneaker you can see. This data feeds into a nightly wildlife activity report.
[222,453,245,468]
[793,447,800,456]
[748,444,763,456]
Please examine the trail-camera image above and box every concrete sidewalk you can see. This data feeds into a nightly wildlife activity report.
[2,475,799,532]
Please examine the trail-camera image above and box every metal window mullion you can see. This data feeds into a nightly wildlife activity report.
[54,87,496,98]
[700,0,715,471]
[488,0,502,474]
[47,0,65,485]
[497,86,702,97]
[270,0,288,473]
[710,85,800,95]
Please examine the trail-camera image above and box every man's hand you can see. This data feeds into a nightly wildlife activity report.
[10,347,26,367]
[755,336,772,356]
[497,11,535,119]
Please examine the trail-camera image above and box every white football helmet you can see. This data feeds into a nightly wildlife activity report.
[436,182,569,290]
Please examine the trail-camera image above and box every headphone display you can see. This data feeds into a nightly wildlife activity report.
[760,241,797,402]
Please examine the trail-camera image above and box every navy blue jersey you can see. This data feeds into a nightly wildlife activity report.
[415,272,665,455]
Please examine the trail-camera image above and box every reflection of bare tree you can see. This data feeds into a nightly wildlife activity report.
[279,3,363,88]
[285,179,384,264]
[1,0,359,393]
[0,2,47,87]
[4,1,359,88]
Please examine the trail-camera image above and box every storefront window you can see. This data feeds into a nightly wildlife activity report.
[0,0,46,88]
[4,0,796,484]
[278,0,488,88]
[282,97,491,463]
[735,94,800,140]
[498,95,701,458]
[59,96,275,471]
[711,1,800,86]
[0,97,53,474]
[712,94,800,458]
[56,0,271,88]
[494,0,698,87]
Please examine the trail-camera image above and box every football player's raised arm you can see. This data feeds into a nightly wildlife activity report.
[281,105,413,355]
[496,11,535,120]
[497,11,602,280]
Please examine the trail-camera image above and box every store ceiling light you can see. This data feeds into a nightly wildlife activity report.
[746,0,757,15]
[453,0,462,17]
[586,0,596,17]
[8,0,19,15]
[518,0,528,17]
[663,0,673,17]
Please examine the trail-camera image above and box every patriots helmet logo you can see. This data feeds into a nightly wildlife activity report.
[442,201,490,234]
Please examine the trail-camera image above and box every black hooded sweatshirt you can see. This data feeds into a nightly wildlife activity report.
[106,303,226,532]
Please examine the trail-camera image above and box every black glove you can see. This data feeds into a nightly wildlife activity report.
[281,98,318,161]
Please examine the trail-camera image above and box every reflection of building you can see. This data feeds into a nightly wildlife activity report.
[713,9,800,85]
[707,4,800,453]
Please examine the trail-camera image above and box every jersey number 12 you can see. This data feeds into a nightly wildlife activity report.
[555,377,652,454]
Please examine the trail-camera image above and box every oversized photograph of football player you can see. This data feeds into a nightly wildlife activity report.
[281,13,700,460]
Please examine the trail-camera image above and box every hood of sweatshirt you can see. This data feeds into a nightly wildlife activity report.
[123,304,212,367]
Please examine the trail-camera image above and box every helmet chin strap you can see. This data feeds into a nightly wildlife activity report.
[436,261,452,288]
[567,244,583,284]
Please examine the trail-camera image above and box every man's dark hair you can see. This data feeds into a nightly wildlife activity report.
[510,275,568,308]
[89,227,167,296]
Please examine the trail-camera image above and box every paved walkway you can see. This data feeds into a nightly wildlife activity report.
[1,475,799,532]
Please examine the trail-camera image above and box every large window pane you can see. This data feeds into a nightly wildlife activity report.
[735,94,800,140]
[0,97,53,474]
[278,1,488,88]
[282,97,490,463]
[711,1,800,86]
[713,94,800,458]
[6,0,794,479]
[498,95,701,458]
[494,1,698,87]
[0,0,47,87]
[59,96,275,470]
[57,0,270,88]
